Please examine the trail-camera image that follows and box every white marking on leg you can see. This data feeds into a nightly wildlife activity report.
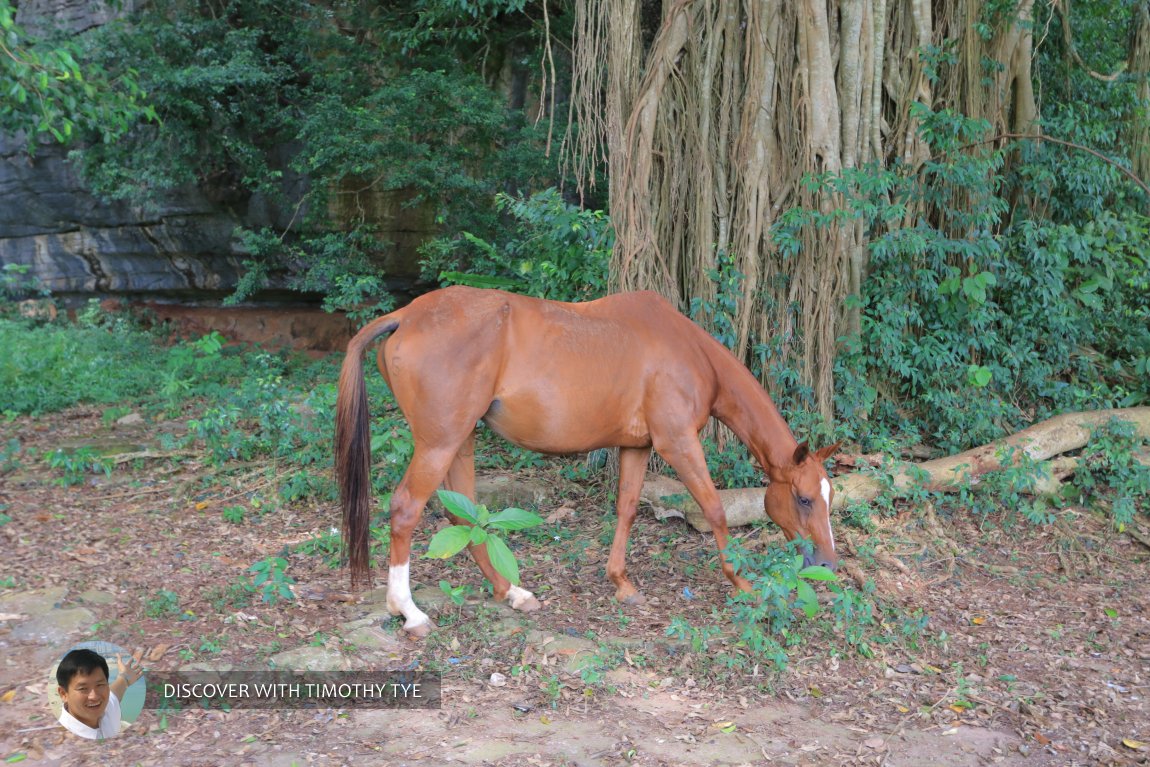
[387,562,430,630]
[820,478,835,551]
[505,584,536,609]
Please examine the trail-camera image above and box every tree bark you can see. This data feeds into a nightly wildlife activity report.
[641,408,1150,532]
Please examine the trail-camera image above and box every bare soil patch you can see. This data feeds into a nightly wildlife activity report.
[1,408,1148,766]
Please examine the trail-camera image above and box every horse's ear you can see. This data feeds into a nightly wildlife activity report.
[815,441,843,462]
[792,441,810,465]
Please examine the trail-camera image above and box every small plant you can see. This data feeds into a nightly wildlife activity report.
[199,636,224,654]
[438,580,473,606]
[248,556,295,603]
[221,505,245,524]
[204,579,252,612]
[425,490,544,585]
[1,438,23,473]
[43,446,113,486]
[144,589,181,618]
[950,662,975,711]
[666,615,725,653]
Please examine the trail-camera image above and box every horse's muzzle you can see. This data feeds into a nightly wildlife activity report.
[803,552,838,571]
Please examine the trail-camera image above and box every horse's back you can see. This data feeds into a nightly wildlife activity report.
[394,287,688,346]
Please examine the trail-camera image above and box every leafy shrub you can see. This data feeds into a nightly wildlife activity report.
[776,104,1150,455]
[430,188,612,302]
[1071,418,1150,528]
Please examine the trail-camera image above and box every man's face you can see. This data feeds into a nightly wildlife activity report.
[58,668,110,728]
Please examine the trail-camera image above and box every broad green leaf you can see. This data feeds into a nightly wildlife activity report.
[487,507,544,531]
[425,525,472,559]
[437,490,478,524]
[485,534,520,585]
[798,565,838,581]
[966,365,992,388]
[469,526,487,546]
[796,580,819,618]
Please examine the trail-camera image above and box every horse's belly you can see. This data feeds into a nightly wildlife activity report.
[481,394,650,454]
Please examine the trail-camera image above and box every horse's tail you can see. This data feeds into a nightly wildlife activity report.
[335,312,401,588]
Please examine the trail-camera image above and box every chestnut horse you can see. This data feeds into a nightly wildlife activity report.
[336,286,841,636]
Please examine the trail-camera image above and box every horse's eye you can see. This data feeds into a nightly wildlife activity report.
[798,496,812,507]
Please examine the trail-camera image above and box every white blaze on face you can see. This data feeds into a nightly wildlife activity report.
[387,561,430,630]
[820,477,834,551]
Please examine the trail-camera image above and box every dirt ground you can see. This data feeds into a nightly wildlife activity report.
[1,408,1148,767]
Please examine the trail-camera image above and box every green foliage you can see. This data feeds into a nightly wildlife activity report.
[0,439,20,474]
[248,556,295,604]
[0,264,49,303]
[723,541,837,640]
[144,589,181,618]
[778,103,1149,455]
[689,250,744,350]
[0,0,153,151]
[668,542,911,675]
[1070,419,1150,528]
[0,317,155,415]
[431,189,613,302]
[42,447,113,486]
[425,490,543,585]
[221,505,245,525]
[702,436,760,490]
[438,579,473,607]
[1031,0,1149,221]
[68,0,563,312]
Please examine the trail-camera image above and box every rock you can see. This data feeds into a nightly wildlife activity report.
[269,645,353,672]
[473,475,552,511]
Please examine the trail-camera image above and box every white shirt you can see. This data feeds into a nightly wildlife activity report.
[59,691,122,740]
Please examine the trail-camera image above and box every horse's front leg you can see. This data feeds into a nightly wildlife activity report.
[444,435,541,614]
[653,436,754,596]
[607,446,652,604]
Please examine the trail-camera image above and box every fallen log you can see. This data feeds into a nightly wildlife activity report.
[641,407,1150,532]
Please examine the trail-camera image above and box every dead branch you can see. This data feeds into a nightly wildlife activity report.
[642,407,1150,532]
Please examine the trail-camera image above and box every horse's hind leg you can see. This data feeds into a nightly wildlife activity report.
[387,447,459,637]
[444,432,541,613]
[607,446,652,605]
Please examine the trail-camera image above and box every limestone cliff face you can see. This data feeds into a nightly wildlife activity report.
[0,132,259,298]
[1,0,273,298]
[2,0,428,302]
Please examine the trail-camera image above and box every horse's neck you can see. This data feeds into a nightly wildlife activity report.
[708,347,797,471]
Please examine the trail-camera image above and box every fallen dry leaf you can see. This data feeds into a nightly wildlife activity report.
[1122,738,1147,751]
[545,505,576,523]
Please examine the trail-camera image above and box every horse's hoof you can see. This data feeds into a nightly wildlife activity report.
[511,595,542,613]
[403,618,435,638]
[506,585,541,613]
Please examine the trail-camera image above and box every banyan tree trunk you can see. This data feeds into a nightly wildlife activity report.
[567,0,1040,423]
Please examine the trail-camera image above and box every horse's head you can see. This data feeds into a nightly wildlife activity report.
[764,441,842,569]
